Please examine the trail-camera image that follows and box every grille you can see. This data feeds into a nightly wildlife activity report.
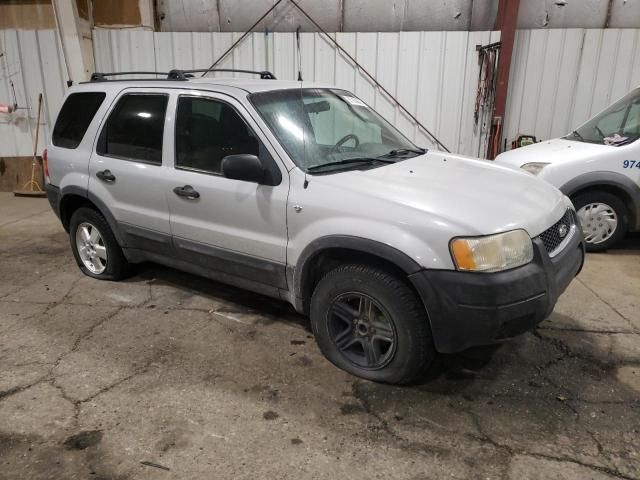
[538,209,575,255]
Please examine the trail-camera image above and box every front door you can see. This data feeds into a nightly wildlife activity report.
[88,89,172,255]
[166,92,289,289]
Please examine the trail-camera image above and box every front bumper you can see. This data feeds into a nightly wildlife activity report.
[409,230,584,353]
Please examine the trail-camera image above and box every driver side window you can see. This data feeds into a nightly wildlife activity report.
[175,96,259,174]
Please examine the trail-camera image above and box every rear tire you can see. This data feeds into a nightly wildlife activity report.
[572,191,628,252]
[310,264,436,384]
[69,207,130,280]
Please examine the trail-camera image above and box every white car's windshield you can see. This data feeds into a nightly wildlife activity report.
[250,88,423,172]
[567,88,640,146]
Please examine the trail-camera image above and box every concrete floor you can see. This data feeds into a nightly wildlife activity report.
[0,193,639,480]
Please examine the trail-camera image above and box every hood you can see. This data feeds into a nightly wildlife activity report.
[313,151,567,238]
[495,138,613,169]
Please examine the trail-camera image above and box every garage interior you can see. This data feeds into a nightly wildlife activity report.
[1,1,639,479]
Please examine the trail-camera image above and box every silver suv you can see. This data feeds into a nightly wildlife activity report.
[44,69,585,384]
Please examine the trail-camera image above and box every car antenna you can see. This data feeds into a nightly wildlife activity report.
[296,26,303,82]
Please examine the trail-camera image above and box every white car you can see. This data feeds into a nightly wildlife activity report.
[44,69,584,384]
[496,87,640,251]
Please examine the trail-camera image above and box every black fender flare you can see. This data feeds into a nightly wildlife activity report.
[58,185,126,246]
[560,171,640,230]
[57,185,86,220]
[290,235,422,311]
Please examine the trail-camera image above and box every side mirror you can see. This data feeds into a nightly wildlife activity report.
[221,154,265,184]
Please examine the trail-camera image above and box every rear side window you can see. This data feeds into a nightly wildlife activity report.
[97,94,168,164]
[52,92,105,149]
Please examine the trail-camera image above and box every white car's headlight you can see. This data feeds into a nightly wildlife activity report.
[521,162,549,175]
[450,230,534,273]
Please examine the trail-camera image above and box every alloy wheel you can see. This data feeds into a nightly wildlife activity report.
[327,292,396,369]
[75,222,107,274]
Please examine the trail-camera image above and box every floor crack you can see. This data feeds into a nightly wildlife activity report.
[577,278,639,334]
[463,404,637,480]
[0,377,49,402]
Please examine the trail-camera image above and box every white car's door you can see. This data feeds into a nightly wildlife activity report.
[88,88,173,255]
[166,92,289,290]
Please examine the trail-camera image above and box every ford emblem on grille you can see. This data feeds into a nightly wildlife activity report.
[558,223,569,238]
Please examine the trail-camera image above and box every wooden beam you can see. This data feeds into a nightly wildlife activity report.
[494,0,519,119]
[488,0,520,158]
[52,0,95,83]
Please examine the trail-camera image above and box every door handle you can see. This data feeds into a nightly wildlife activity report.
[96,169,116,182]
[173,185,200,199]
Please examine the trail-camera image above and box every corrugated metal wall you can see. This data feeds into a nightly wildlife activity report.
[0,29,67,157]
[505,28,640,146]
[93,29,501,155]
[4,28,640,158]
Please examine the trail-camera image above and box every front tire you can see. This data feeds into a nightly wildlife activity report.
[310,264,436,384]
[572,191,628,252]
[69,207,130,280]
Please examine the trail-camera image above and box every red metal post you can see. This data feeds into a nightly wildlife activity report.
[488,0,520,159]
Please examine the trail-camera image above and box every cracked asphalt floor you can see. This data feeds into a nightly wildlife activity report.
[1,193,639,480]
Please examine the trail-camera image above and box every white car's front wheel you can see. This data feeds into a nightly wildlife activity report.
[573,191,628,252]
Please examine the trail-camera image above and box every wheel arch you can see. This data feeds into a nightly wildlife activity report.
[291,236,423,314]
[561,172,640,231]
[58,186,126,246]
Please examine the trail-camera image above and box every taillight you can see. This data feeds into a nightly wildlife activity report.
[42,148,50,183]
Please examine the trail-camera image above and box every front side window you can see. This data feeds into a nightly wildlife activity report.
[250,88,420,172]
[175,96,259,174]
[53,92,105,149]
[568,88,640,146]
[97,94,168,164]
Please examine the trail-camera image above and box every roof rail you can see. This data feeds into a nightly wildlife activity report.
[89,68,276,82]
[169,69,277,80]
[90,72,171,82]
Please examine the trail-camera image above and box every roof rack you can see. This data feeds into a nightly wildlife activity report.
[90,72,170,81]
[170,69,277,80]
[89,68,277,82]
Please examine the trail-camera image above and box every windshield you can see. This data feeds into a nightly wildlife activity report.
[249,88,421,172]
[568,88,640,146]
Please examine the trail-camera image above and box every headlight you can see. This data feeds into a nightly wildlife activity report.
[521,162,549,175]
[450,230,533,272]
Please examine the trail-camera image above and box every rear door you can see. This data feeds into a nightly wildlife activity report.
[88,88,173,255]
[166,91,289,290]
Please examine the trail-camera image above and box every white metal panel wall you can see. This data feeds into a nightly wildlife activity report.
[93,29,500,156]
[505,29,640,146]
[0,29,67,157]
[8,28,638,158]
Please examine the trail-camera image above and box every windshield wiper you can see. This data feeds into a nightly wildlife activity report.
[570,130,584,141]
[307,157,396,172]
[379,147,426,158]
